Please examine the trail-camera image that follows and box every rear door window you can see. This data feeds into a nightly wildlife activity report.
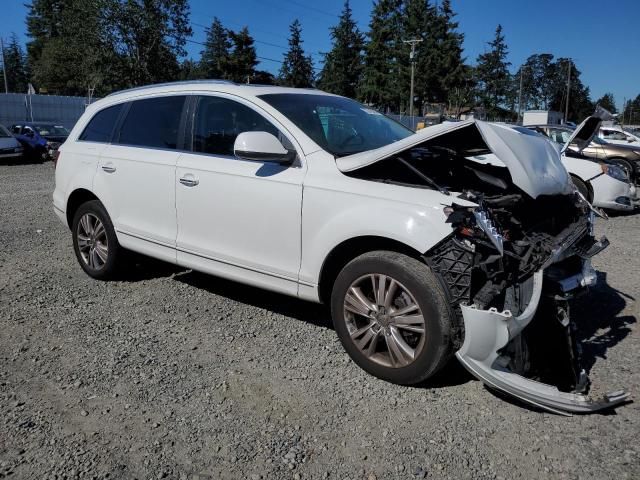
[79,104,123,143]
[117,96,186,149]
[192,96,279,156]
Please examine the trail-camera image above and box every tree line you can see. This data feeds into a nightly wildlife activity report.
[1,0,638,123]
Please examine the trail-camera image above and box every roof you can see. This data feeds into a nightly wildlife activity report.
[100,80,335,106]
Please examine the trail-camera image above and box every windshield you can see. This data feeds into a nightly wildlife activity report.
[33,124,69,136]
[0,125,10,138]
[259,93,413,156]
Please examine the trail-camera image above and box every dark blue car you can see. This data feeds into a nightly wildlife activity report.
[10,122,69,161]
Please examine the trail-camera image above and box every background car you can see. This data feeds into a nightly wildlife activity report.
[0,125,24,162]
[529,123,640,184]
[599,125,640,146]
[10,122,69,161]
[516,121,636,211]
[0,125,24,161]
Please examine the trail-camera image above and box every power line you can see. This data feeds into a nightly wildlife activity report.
[281,0,338,18]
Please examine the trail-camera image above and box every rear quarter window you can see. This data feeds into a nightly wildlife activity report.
[79,104,124,143]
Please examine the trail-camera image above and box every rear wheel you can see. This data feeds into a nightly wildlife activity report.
[331,251,454,385]
[71,200,123,280]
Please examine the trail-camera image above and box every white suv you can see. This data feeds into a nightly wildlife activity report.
[53,81,627,413]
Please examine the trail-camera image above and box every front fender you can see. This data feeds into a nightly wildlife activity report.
[299,187,458,287]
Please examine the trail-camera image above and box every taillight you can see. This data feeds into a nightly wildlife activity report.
[53,150,61,169]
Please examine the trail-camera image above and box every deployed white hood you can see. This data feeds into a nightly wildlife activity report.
[561,106,614,153]
[336,120,572,199]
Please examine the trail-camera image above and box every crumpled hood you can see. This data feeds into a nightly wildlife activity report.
[336,119,572,199]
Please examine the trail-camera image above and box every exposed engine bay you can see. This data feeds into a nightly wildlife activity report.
[345,124,629,414]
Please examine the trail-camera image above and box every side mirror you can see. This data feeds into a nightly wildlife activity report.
[234,131,294,164]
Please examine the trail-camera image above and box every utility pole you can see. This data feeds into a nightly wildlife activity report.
[564,60,571,123]
[517,65,529,124]
[1,37,8,94]
[622,97,626,126]
[403,38,423,130]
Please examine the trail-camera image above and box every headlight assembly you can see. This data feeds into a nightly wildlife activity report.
[601,164,628,182]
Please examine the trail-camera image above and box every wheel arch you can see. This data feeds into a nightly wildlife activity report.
[317,235,423,305]
[66,188,101,228]
[569,174,594,203]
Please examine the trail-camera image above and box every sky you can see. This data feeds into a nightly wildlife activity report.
[2,0,639,109]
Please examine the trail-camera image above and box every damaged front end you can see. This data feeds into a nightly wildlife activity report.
[430,197,627,414]
[339,120,630,414]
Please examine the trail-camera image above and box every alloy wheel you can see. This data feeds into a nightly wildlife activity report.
[343,274,426,368]
[76,213,109,270]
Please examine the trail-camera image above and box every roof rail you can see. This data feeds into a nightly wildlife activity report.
[106,79,236,97]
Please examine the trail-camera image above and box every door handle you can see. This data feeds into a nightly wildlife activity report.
[101,164,116,173]
[179,175,199,187]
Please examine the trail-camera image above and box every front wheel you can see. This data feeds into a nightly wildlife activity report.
[331,251,454,385]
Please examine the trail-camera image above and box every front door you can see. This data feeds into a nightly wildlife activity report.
[175,94,305,295]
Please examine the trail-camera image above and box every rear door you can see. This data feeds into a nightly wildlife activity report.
[93,95,187,263]
[175,94,305,295]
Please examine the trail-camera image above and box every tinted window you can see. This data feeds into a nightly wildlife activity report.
[11,126,22,134]
[259,93,412,156]
[118,96,185,149]
[80,104,123,143]
[193,96,279,156]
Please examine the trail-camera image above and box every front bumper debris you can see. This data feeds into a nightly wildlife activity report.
[455,268,630,415]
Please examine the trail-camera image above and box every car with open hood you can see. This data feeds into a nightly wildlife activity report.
[0,124,24,161]
[528,117,640,185]
[523,110,637,211]
[53,81,629,414]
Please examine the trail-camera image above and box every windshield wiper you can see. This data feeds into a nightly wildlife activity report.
[395,156,449,195]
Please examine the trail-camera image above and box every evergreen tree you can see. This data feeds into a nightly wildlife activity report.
[226,27,258,83]
[595,92,616,113]
[317,0,364,99]
[359,0,402,110]
[25,0,69,68]
[26,0,121,95]
[549,58,593,122]
[251,70,276,85]
[279,20,314,88]
[1,34,30,93]
[436,0,467,101]
[200,17,231,79]
[622,95,640,125]
[107,0,192,86]
[399,0,430,113]
[475,24,511,117]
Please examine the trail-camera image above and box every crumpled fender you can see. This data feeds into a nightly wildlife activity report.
[455,270,630,415]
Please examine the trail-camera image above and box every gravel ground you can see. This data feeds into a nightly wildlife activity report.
[1,161,639,480]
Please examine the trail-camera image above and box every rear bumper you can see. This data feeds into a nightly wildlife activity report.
[455,265,630,414]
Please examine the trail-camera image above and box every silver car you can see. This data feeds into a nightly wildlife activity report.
[0,125,24,161]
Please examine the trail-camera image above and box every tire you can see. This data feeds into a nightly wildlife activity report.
[330,250,454,385]
[71,200,123,280]
[570,175,592,203]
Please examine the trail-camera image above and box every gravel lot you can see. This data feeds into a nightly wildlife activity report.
[1,161,639,480]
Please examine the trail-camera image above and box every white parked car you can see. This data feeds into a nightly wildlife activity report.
[599,125,640,146]
[521,115,638,212]
[53,81,628,414]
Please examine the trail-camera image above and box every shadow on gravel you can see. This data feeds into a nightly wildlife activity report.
[173,270,333,330]
[0,157,48,166]
[605,209,640,218]
[572,271,636,374]
[122,256,187,282]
